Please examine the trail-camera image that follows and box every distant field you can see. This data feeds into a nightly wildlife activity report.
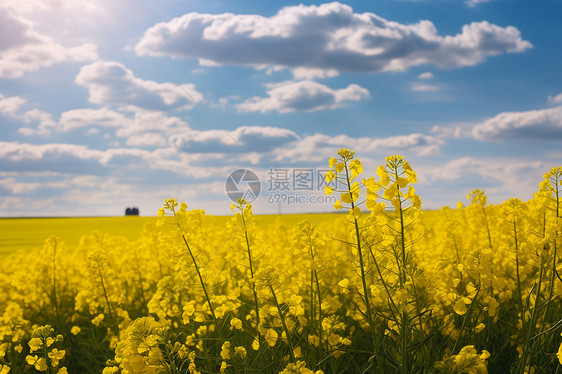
[0,213,344,255]
[0,216,157,255]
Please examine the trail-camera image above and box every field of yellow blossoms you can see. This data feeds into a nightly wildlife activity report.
[0,149,561,374]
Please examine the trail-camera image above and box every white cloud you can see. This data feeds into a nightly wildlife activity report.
[116,110,190,146]
[75,61,202,111]
[170,126,300,153]
[0,141,147,166]
[67,43,99,62]
[417,72,433,79]
[237,80,369,113]
[0,93,55,135]
[431,125,467,139]
[16,106,192,147]
[411,83,439,92]
[0,8,98,78]
[0,93,26,116]
[272,132,443,163]
[136,2,531,78]
[548,93,562,104]
[419,156,553,207]
[465,0,492,8]
[0,0,100,12]
[0,141,226,185]
[472,106,562,140]
[58,107,129,131]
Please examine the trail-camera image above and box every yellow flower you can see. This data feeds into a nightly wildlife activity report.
[220,341,231,360]
[334,162,344,173]
[265,329,278,347]
[453,298,471,315]
[230,318,243,330]
[220,361,228,373]
[28,337,42,352]
[377,165,390,187]
[383,183,399,200]
[349,206,362,219]
[70,326,81,335]
[349,160,362,180]
[46,337,55,347]
[26,355,48,371]
[252,336,260,351]
[337,149,354,159]
[234,346,247,359]
[341,192,352,204]
[48,348,66,367]
[91,314,104,326]
[385,155,403,164]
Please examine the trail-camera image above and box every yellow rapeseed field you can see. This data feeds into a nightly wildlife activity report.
[0,149,560,374]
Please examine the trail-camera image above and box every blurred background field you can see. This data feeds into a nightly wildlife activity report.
[0,212,358,255]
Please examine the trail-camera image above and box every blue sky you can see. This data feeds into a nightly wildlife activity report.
[0,0,560,216]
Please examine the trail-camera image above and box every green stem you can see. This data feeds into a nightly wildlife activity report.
[52,240,59,325]
[269,284,296,362]
[368,248,399,322]
[313,269,323,360]
[96,262,118,335]
[241,212,261,328]
[180,231,217,323]
[519,262,545,374]
[345,165,376,341]
[393,167,409,374]
[452,282,481,355]
[513,218,526,333]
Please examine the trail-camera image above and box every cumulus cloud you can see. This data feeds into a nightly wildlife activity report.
[136,2,531,78]
[0,142,110,174]
[272,132,443,163]
[0,142,151,174]
[169,125,441,160]
[0,8,98,78]
[471,106,562,140]
[115,110,190,146]
[16,106,192,147]
[548,93,562,104]
[237,80,369,113]
[170,126,300,153]
[75,61,202,111]
[418,156,552,207]
[0,93,26,116]
[0,93,55,135]
[58,108,129,131]
[411,83,439,92]
[465,0,492,7]
[0,0,100,12]
[417,72,434,79]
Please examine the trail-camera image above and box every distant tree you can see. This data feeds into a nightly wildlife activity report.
[125,207,139,216]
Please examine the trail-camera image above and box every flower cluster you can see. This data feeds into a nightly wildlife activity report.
[0,151,559,373]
